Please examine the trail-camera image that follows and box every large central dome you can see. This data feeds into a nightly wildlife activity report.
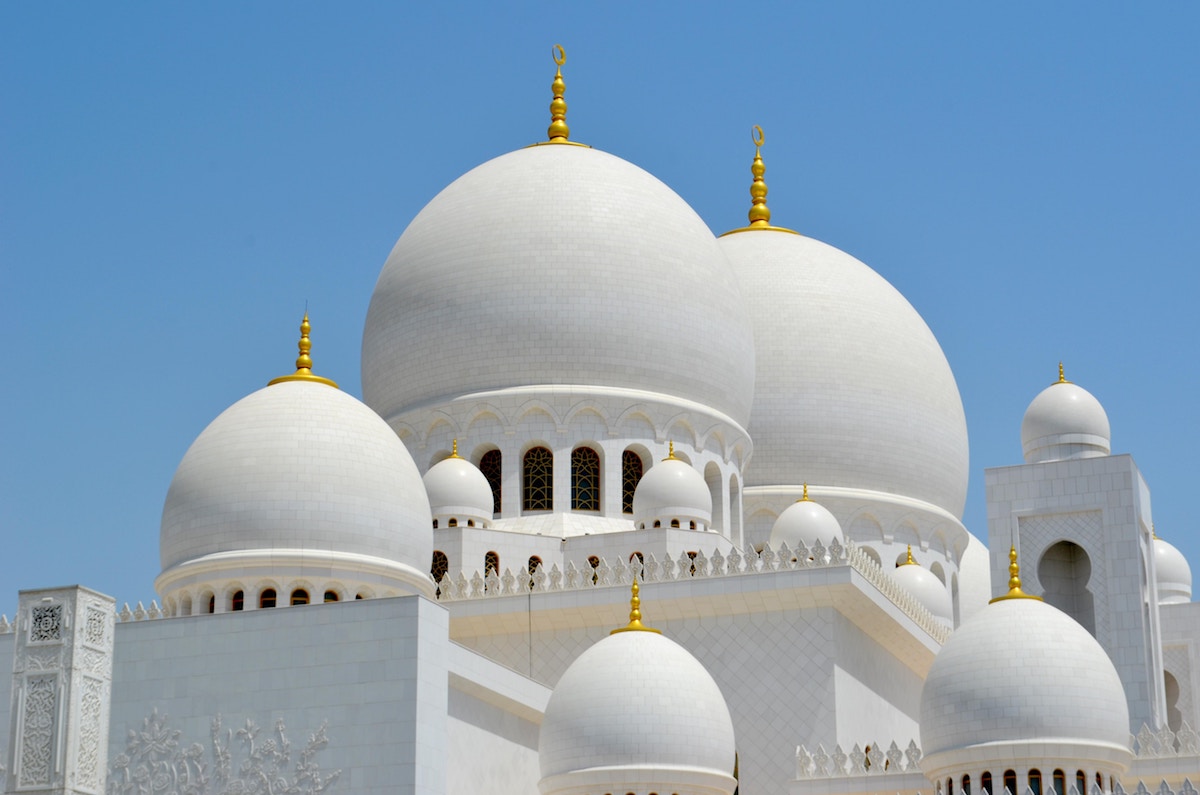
[362,143,756,427]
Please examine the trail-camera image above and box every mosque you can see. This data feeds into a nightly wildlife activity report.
[2,47,1197,795]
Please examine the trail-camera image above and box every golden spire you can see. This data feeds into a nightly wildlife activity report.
[664,440,677,461]
[1056,361,1072,385]
[610,576,661,634]
[547,44,569,142]
[989,545,1043,603]
[1152,523,1159,540]
[268,312,339,388]
[449,439,461,459]
[798,482,810,502]
[719,125,798,237]
[901,544,917,566]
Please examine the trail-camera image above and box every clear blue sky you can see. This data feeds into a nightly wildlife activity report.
[3,4,1198,606]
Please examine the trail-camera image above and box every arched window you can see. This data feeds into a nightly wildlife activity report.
[1076,771,1087,795]
[259,589,277,609]
[653,520,661,528]
[523,447,553,511]
[448,517,457,527]
[355,593,365,601]
[1029,769,1042,795]
[962,774,971,795]
[689,520,696,530]
[432,519,438,529]
[291,589,309,606]
[1039,541,1096,635]
[431,551,449,586]
[485,551,500,577]
[947,778,954,795]
[231,590,244,612]
[1052,770,1066,795]
[670,518,680,528]
[207,594,215,614]
[621,450,643,514]
[571,447,600,510]
[982,771,993,795]
[480,449,502,514]
[324,590,339,603]
[1003,770,1016,795]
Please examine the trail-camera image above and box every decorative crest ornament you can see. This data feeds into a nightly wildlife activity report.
[720,124,798,237]
[267,313,339,388]
[449,439,461,459]
[610,576,661,634]
[1056,361,1072,384]
[989,545,1043,603]
[901,544,917,566]
[665,440,676,461]
[799,482,810,502]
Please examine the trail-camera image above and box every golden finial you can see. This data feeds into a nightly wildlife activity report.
[901,544,917,566]
[268,312,339,388]
[664,441,677,461]
[547,45,569,142]
[449,439,461,459]
[798,482,810,502]
[748,126,770,227]
[989,545,1043,603]
[1056,361,1072,385]
[719,125,798,237]
[1152,523,1159,540]
[610,576,661,634]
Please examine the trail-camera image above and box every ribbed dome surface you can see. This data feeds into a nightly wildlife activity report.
[160,381,431,573]
[1021,379,1111,464]
[768,497,843,549]
[720,230,968,518]
[1155,537,1193,605]
[920,597,1129,759]
[632,457,713,529]
[423,455,493,520]
[364,144,755,427]
[539,628,736,794]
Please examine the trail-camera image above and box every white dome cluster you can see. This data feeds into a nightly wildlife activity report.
[631,445,713,531]
[538,584,736,795]
[1021,365,1111,464]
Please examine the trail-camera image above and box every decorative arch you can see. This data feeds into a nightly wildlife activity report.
[514,402,561,431]
[484,551,500,578]
[522,446,554,511]
[665,415,700,449]
[621,448,645,514]
[422,415,458,448]
[431,550,449,586]
[930,561,946,585]
[571,445,601,511]
[615,409,656,438]
[847,512,885,543]
[860,545,883,568]
[478,448,502,514]
[705,462,724,532]
[564,405,612,435]
[1037,540,1095,635]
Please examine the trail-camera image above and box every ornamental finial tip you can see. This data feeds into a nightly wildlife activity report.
[665,441,676,461]
[268,311,339,389]
[989,544,1043,603]
[800,482,809,502]
[610,575,662,634]
[547,44,570,142]
[904,544,916,566]
[747,124,771,228]
[450,439,460,459]
[1056,361,1072,384]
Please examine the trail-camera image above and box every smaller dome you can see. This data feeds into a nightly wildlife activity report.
[538,583,736,795]
[920,549,1131,781]
[632,444,712,531]
[423,441,494,529]
[1155,535,1192,605]
[768,485,843,551]
[1021,365,1110,464]
[890,547,952,626]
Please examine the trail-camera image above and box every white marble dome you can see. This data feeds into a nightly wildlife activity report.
[632,451,713,531]
[538,621,736,795]
[1021,372,1111,464]
[363,143,755,429]
[1155,535,1193,605]
[423,446,494,529]
[158,379,434,598]
[919,593,1131,779]
[719,229,969,518]
[890,550,952,626]
[768,490,843,550]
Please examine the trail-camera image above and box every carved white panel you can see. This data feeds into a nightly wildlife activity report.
[19,674,57,787]
[30,605,63,644]
[76,677,104,794]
